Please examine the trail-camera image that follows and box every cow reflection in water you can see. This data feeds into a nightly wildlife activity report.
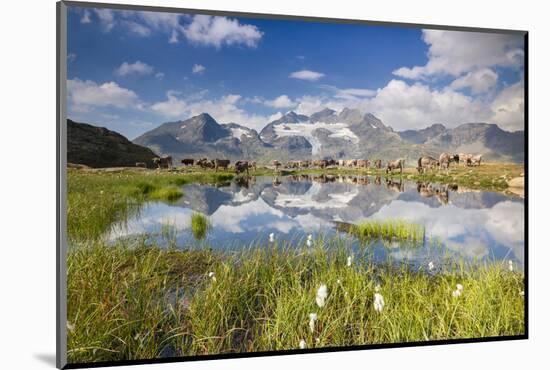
[235,176,255,189]
[416,182,458,205]
[386,178,404,193]
[272,176,282,187]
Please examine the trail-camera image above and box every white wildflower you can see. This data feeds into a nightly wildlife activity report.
[309,313,318,333]
[373,293,385,313]
[508,260,514,272]
[316,284,328,308]
[66,321,75,332]
[269,233,275,243]
[428,261,434,271]
[299,339,306,349]
[316,337,320,344]
[375,284,381,293]
[520,290,525,296]
[452,283,463,298]
[208,272,216,282]
[337,279,341,284]
[346,255,353,267]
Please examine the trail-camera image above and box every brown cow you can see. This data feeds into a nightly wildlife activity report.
[153,156,173,169]
[386,158,405,174]
[373,159,382,169]
[356,159,369,168]
[345,159,357,168]
[272,160,281,170]
[438,153,459,170]
[299,160,311,168]
[312,159,328,168]
[214,159,230,171]
[235,160,250,175]
[470,154,483,166]
[181,158,194,166]
[417,156,439,174]
[458,153,473,167]
[196,158,215,169]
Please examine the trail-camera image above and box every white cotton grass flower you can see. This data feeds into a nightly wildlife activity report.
[373,292,385,313]
[66,321,75,332]
[519,290,525,297]
[316,284,328,308]
[315,337,320,344]
[269,233,275,243]
[428,261,435,271]
[309,313,318,333]
[374,284,381,293]
[346,255,353,267]
[452,283,463,298]
[306,234,313,247]
[208,271,216,282]
[508,260,514,272]
[299,339,307,349]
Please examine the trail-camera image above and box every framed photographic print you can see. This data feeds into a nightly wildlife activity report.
[57,1,527,368]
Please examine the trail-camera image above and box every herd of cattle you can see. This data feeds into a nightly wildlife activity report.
[142,152,483,174]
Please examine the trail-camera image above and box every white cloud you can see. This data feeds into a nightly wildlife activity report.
[449,68,499,94]
[81,10,91,24]
[264,95,297,109]
[183,15,263,48]
[490,81,524,132]
[115,61,154,77]
[192,64,206,74]
[356,79,492,131]
[290,70,325,81]
[294,95,346,116]
[68,78,139,111]
[155,72,165,80]
[335,88,376,99]
[290,77,523,132]
[67,53,77,63]
[150,90,188,118]
[393,30,524,79]
[121,20,151,37]
[94,9,116,32]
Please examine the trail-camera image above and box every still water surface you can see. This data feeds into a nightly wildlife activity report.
[109,175,524,268]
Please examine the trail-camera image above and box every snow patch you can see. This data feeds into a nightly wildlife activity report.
[273,121,359,155]
[230,127,252,141]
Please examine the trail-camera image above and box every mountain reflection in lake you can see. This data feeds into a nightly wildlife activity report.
[109,175,524,268]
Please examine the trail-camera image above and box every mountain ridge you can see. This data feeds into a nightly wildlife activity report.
[70,108,524,166]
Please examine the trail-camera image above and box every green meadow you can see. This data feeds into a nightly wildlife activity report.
[66,167,525,364]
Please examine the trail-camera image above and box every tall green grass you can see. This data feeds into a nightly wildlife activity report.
[337,219,424,245]
[67,238,524,363]
[191,213,210,240]
[67,170,233,241]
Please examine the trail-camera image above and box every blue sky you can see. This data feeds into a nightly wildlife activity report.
[66,6,525,139]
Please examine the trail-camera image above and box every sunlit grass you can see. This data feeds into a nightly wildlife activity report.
[191,212,210,240]
[67,238,525,363]
[337,219,424,245]
[67,169,233,241]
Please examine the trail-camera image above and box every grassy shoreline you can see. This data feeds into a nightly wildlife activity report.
[67,239,524,364]
[66,164,525,364]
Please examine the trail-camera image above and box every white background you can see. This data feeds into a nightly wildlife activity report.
[0,0,547,369]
